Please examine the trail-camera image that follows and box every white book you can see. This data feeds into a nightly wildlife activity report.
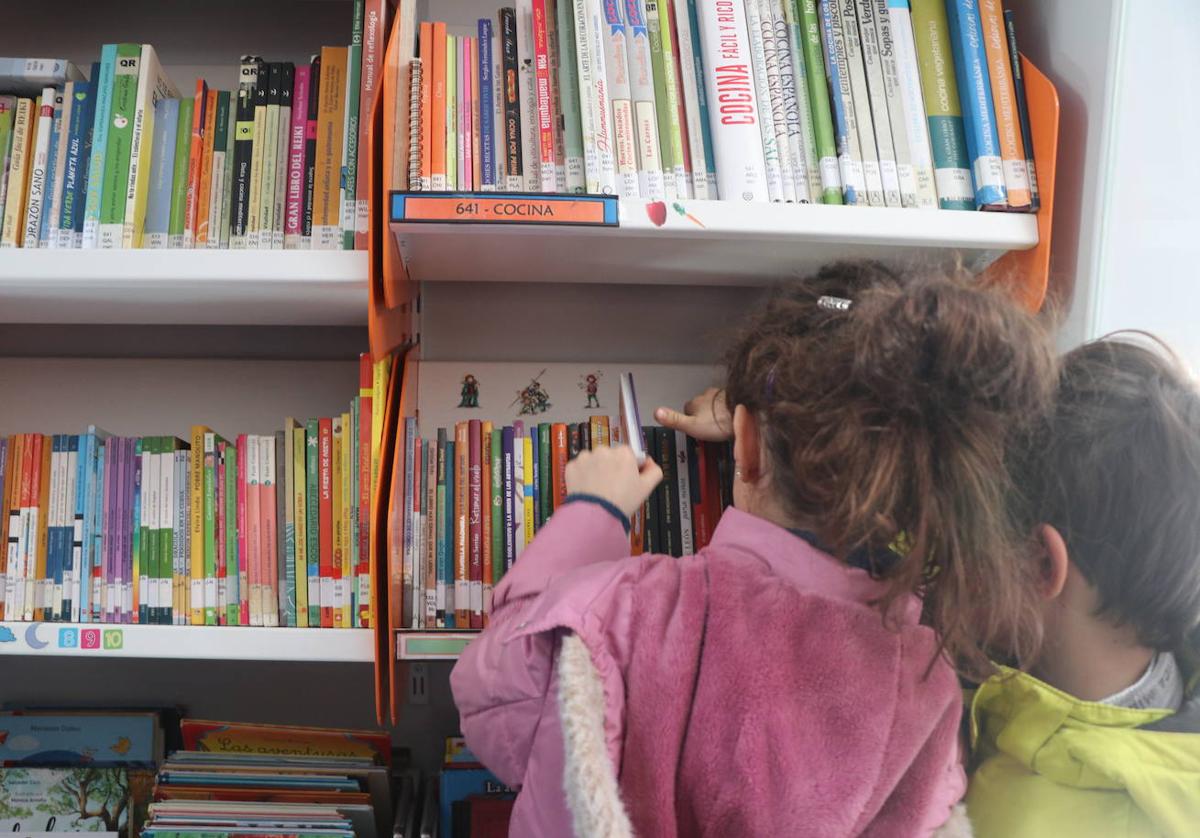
[838,0,884,205]
[870,0,917,206]
[159,449,173,619]
[513,433,525,559]
[273,88,289,249]
[259,81,280,250]
[884,0,937,208]
[855,0,902,206]
[601,0,641,197]
[6,487,23,618]
[220,105,236,248]
[123,45,178,248]
[207,124,227,251]
[0,57,84,96]
[675,431,695,555]
[757,0,797,202]
[743,0,784,201]
[46,85,73,248]
[784,0,825,200]
[45,442,61,613]
[517,1,541,192]
[696,0,768,201]
[771,0,813,201]
[22,90,54,249]
[68,442,82,622]
[675,0,714,199]
[575,0,618,194]
[623,0,665,199]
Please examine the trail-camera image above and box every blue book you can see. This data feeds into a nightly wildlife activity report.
[0,712,161,767]
[44,436,60,619]
[39,97,63,246]
[478,18,496,189]
[530,426,540,531]
[60,71,96,247]
[443,439,455,629]
[143,97,179,248]
[686,0,718,197]
[81,45,117,248]
[69,434,83,621]
[945,0,1006,208]
[87,427,110,622]
[818,0,861,204]
[52,434,69,620]
[501,427,515,572]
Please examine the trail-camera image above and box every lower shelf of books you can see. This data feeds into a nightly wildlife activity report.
[0,621,374,662]
[396,630,477,661]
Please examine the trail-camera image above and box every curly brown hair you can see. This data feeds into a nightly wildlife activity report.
[723,262,1057,677]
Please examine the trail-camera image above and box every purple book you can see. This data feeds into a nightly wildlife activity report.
[116,437,129,624]
[501,426,515,573]
[103,437,118,623]
[129,441,142,625]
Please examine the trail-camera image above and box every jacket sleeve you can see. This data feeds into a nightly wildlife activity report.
[449,501,636,787]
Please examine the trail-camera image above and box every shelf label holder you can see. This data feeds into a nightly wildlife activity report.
[390,192,619,227]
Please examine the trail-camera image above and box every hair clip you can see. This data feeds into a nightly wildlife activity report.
[818,295,853,311]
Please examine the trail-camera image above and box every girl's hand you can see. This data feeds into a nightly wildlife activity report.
[565,445,663,519]
[655,387,733,442]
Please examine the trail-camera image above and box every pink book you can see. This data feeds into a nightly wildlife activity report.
[246,434,261,626]
[260,434,278,627]
[236,434,249,626]
[284,65,310,248]
[470,36,482,191]
[532,0,555,191]
[463,38,475,191]
[216,441,227,626]
[457,37,467,190]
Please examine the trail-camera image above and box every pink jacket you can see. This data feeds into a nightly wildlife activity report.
[451,502,969,837]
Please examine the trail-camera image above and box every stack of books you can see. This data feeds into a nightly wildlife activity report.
[0,0,389,251]
[397,0,1039,211]
[0,354,392,630]
[394,414,733,631]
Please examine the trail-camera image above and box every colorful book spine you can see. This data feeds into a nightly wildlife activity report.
[281,426,296,626]
[619,0,663,199]
[302,55,319,247]
[142,97,179,248]
[682,0,718,198]
[44,88,69,248]
[979,0,1030,209]
[357,359,372,628]
[0,97,16,242]
[97,44,140,248]
[501,426,515,573]
[522,433,535,547]
[1003,9,1038,210]
[533,0,559,191]
[314,48,347,249]
[260,434,277,627]
[205,91,230,249]
[836,0,884,206]
[446,35,459,189]
[880,0,938,208]
[468,420,483,628]
[343,5,364,247]
[182,79,208,247]
[818,0,865,203]
[292,424,308,627]
[168,97,193,248]
[544,4,568,190]
[431,22,449,190]
[557,0,588,192]
[56,78,93,247]
[356,0,388,246]
[442,436,455,627]
[756,0,798,202]
[304,420,320,626]
[517,1,541,192]
[498,10,522,190]
[318,418,334,627]
[782,0,824,202]
[945,0,1006,209]
[600,0,640,197]
[909,0,974,209]
[576,0,617,194]
[655,0,691,197]
[488,428,503,607]
[454,422,469,626]
[552,423,568,509]
[333,417,347,627]
[79,45,116,248]
[512,422,525,560]
[854,0,903,207]
[195,88,217,245]
[480,423,494,619]
[283,65,310,248]
[272,64,293,249]
[22,92,53,249]
[0,99,32,246]
[479,19,498,189]
[424,430,438,627]
[123,45,177,247]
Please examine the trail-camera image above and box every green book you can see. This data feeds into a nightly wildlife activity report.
[342,0,364,249]
[224,440,239,625]
[555,0,585,192]
[0,100,15,214]
[538,423,552,526]
[168,96,193,247]
[143,437,159,625]
[134,437,146,624]
[653,0,687,196]
[209,90,230,245]
[160,437,185,625]
[305,418,321,627]
[98,43,141,248]
[644,2,674,190]
[909,0,974,210]
[293,423,309,628]
[219,91,236,247]
[796,0,842,203]
[490,429,504,592]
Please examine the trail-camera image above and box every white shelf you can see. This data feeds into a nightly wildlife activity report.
[0,622,373,662]
[0,250,368,325]
[389,197,1039,285]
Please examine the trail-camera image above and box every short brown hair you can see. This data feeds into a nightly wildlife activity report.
[1017,336,1200,652]
[723,263,1057,677]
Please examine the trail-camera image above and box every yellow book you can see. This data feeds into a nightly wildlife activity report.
[189,425,210,624]
[341,409,353,628]
[370,355,391,499]
[293,423,308,628]
[32,435,50,621]
[1,98,33,247]
[523,435,534,547]
[331,415,344,628]
[124,44,179,247]
[313,46,347,249]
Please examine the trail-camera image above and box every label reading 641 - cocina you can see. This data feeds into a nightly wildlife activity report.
[390,192,618,227]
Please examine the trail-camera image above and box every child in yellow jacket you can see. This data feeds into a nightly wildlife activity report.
[968,337,1200,837]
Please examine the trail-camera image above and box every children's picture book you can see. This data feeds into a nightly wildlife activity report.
[0,766,144,837]
[0,713,160,767]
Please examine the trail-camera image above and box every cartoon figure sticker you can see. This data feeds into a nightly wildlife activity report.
[579,371,603,409]
[512,370,552,415]
[458,374,480,408]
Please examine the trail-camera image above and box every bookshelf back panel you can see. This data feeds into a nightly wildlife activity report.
[0,358,358,438]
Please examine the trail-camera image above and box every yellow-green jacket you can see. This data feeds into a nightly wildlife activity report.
[967,665,1200,837]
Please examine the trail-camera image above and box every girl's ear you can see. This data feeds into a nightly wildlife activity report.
[733,405,761,483]
[1037,524,1070,600]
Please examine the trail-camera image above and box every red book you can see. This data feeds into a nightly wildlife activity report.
[246,435,261,626]
[357,354,372,628]
[216,440,227,625]
[531,0,555,191]
[318,417,334,628]
[184,79,209,247]
[355,0,390,249]
[236,434,249,626]
[468,419,483,629]
[480,422,493,625]
[468,795,515,838]
[703,441,723,533]
[551,423,568,510]
[454,422,470,627]
[692,440,712,550]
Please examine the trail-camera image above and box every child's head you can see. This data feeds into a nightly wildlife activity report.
[1017,337,1200,655]
[722,262,1056,675]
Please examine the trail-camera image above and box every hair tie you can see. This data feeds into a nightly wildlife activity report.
[818,295,853,311]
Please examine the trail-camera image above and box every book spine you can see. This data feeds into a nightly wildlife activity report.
[577,0,618,194]
[182,80,208,247]
[909,0,974,209]
[945,0,1005,209]
[489,428,504,597]
[818,0,865,203]
[58,80,92,246]
[532,0,557,191]
[247,434,263,626]
[479,19,498,189]
[168,97,193,248]
[879,0,937,207]
[598,0,640,197]
[501,427,515,573]
[124,46,178,248]
[756,0,798,202]
[78,47,115,247]
[449,37,460,189]
[195,88,218,245]
[223,439,238,625]
[513,422,526,559]
[220,88,236,247]
[273,64,293,249]
[143,97,178,248]
[285,66,310,247]
[357,360,372,628]
[235,435,248,624]
[305,420,320,626]
[318,418,334,626]
[302,56,319,247]
[655,0,691,197]
[332,417,346,627]
[214,440,226,623]
[425,432,438,627]
[544,5,568,190]
[0,98,16,246]
[552,423,568,509]
[454,422,470,626]
[0,99,32,246]
[430,22,448,190]
[498,11,522,190]
[266,433,281,626]
[435,430,448,626]
[405,434,419,628]
[1003,9,1038,210]
[342,14,363,248]
[980,0,1030,208]
[695,0,768,202]
[280,428,293,626]
[854,0,902,206]
[246,76,266,247]
[557,0,588,192]
[836,0,883,206]
[21,92,53,249]
[356,0,387,246]
[783,0,825,202]
[45,88,70,248]
[206,91,230,249]
[480,423,494,619]
[203,433,219,625]
[136,438,152,623]
[468,420,483,628]
[442,437,455,627]
[530,426,542,531]
[293,425,309,627]
[522,433,535,547]
[620,0,664,199]
[314,48,347,249]
[517,0,541,191]
[97,45,139,248]
[737,0,781,202]
[257,64,280,248]
[675,431,694,554]
[683,0,719,197]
